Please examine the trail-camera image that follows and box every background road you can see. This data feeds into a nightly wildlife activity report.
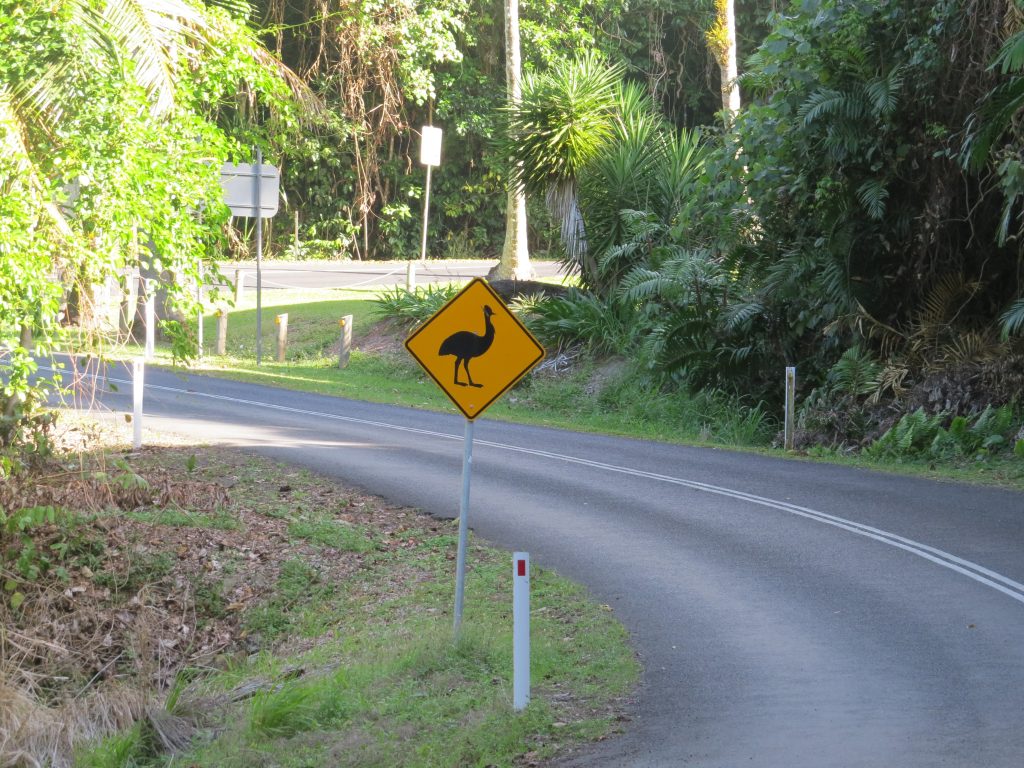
[217,259,564,290]
[74,363,1024,767]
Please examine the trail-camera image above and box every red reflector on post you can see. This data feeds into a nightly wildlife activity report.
[517,559,526,577]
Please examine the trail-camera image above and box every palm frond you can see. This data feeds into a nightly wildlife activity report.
[994,27,1024,74]
[999,296,1024,337]
[798,88,867,125]
[99,0,208,114]
[864,66,903,116]
[0,88,71,236]
[856,178,888,220]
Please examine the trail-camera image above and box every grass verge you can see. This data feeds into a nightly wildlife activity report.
[12,419,639,767]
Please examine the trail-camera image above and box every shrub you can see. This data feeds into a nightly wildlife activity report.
[372,284,461,327]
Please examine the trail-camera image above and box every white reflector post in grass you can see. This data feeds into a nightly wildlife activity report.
[513,551,530,711]
[132,358,144,450]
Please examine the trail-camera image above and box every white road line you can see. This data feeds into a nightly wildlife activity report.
[55,365,1024,606]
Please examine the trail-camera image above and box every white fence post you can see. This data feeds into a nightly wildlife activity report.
[513,552,530,711]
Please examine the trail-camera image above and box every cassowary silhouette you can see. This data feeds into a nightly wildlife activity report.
[439,305,495,388]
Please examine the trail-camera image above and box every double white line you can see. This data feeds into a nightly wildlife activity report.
[61,364,1024,607]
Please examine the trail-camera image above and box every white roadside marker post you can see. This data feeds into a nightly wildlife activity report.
[453,418,475,639]
[784,366,796,451]
[406,260,417,291]
[513,552,530,711]
[132,359,144,450]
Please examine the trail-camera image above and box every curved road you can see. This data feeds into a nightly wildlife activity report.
[75,364,1024,767]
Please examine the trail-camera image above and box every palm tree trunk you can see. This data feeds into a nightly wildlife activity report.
[490,0,533,280]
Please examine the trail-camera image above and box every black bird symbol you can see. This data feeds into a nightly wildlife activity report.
[439,305,495,388]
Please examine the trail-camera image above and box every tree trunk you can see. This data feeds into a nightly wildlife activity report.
[709,0,740,125]
[489,0,533,281]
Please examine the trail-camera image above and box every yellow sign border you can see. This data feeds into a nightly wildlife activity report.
[404,278,545,420]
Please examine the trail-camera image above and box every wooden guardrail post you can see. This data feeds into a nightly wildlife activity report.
[275,312,288,362]
[216,307,228,355]
[784,366,796,451]
[338,315,353,369]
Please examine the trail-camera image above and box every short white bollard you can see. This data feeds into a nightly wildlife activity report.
[132,358,144,450]
[513,552,530,711]
[406,260,416,291]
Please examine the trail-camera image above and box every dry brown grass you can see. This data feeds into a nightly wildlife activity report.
[0,681,148,768]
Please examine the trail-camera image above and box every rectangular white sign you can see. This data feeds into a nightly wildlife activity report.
[420,126,442,167]
[219,162,280,218]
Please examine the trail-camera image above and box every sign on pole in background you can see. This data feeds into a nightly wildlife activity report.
[219,163,280,218]
[420,126,443,167]
[405,278,545,420]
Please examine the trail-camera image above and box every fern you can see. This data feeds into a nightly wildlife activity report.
[828,346,882,397]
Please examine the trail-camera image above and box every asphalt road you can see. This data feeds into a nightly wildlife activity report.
[217,259,564,290]
[68,362,1024,767]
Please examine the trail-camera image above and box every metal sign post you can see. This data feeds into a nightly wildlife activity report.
[419,126,442,263]
[219,155,280,367]
[453,418,475,637]
[255,147,263,366]
[404,278,545,640]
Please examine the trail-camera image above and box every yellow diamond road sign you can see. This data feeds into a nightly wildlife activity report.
[405,278,545,420]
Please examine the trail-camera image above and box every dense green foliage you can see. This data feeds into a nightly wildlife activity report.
[505,0,1023,454]
[4,0,1024,460]
[0,0,300,466]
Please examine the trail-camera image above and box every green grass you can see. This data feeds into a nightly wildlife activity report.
[78,524,638,768]
[176,535,636,767]
[287,518,375,551]
[124,506,242,530]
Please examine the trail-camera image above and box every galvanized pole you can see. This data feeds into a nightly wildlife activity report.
[453,417,475,639]
[255,147,263,366]
[419,164,432,263]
